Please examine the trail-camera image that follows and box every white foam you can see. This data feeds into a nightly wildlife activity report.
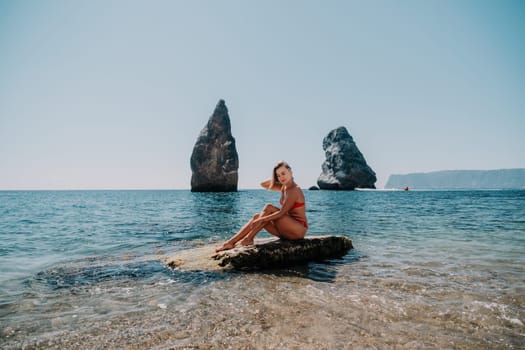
[502,316,523,326]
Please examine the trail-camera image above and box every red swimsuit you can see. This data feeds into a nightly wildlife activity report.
[280,196,308,228]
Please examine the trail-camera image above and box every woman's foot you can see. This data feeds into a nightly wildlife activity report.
[235,237,254,247]
[215,241,234,252]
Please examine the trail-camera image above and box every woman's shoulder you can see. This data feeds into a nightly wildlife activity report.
[287,184,303,195]
[295,184,306,198]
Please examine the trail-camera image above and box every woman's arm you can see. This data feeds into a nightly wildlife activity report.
[253,188,300,224]
[260,179,281,191]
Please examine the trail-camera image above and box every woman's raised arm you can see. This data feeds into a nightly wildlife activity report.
[260,179,281,191]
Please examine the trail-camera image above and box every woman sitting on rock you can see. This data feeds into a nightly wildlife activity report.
[215,161,308,252]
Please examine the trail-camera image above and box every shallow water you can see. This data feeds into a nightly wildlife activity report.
[1,189,524,349]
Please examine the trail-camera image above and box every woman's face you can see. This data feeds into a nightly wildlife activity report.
[275,166,292,185]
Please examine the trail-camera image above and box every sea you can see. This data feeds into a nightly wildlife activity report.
[0,189,523,349]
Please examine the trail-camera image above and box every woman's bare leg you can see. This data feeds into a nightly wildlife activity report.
[234,221,268,247]
[235,205,281,247]
[240,214,307,247]
[215,214,258,252]
[215,204,279,252]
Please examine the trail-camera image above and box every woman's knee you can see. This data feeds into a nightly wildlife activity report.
[262,203,278,213]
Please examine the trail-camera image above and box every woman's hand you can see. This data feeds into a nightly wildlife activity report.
[260,179,271,189]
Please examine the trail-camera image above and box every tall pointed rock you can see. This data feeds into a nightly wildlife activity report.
[317,126,376,190]
[190,100,239,192]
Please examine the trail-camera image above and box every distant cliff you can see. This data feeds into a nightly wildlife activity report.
[385,169,525,189]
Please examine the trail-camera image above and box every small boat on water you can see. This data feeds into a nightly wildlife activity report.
[403,186,409,191]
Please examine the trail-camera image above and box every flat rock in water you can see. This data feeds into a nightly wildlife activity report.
[165,235,353,271]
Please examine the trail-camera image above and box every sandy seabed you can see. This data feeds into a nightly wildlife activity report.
[2,258,524,350]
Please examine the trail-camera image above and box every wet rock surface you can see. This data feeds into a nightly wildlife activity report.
[165,235,354,271]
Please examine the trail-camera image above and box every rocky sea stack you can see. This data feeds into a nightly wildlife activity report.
[190,100,239,192]
[317,126,376,190]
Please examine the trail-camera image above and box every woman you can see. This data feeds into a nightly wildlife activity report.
[215,161,308,252]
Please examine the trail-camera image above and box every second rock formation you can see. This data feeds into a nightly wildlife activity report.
[317,126,376,190]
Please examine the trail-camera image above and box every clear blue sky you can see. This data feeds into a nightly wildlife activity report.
[1,0,524,190]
